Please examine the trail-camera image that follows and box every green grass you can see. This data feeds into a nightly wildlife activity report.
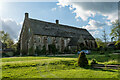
[1,51,120,78]
[2,66,118,78]
[2,58,119,78]
[2,57,52,62]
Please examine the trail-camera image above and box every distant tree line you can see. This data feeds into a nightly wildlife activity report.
[95,20,120,49]
[0,31,20,56]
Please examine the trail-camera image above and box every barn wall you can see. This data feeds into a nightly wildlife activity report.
[33,35,71,54]
[20,20,34,55]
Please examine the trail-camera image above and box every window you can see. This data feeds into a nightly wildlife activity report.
[64,39,67,47]
[47,37,52,44]
[39,37,41,43]
[28,28,30,33]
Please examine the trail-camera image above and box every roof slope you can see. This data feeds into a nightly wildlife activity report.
[26,18,95,40]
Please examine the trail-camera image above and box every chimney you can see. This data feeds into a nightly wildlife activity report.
[56,20,59,24]
[25,13,29,19]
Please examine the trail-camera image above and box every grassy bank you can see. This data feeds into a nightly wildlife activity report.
[2,52,119,78]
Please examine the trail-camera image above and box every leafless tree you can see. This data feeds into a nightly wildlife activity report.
[102,29,108,43]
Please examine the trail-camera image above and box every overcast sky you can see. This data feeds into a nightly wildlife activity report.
[0,1,119,42]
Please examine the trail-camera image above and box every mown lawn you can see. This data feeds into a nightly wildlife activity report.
[1,52,120,78]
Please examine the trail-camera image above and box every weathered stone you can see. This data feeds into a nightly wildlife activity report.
[19,13,97,55]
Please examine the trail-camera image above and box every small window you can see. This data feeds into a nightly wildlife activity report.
[39,38,41,43]
[28,28,30,33]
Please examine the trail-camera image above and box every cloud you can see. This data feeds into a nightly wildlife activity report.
[1,18,22,42]
[82,19,106,36]
[51,7,57,11]
[90,30,99,36]
[105,21,112,26]
[82,19,105,30]
[57,1,118,22]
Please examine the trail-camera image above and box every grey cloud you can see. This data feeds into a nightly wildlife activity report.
[93,21,106,27]
[1,19,22,42]
[74,2,118,14]
[57,1,118,21]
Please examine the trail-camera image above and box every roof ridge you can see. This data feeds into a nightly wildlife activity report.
[28,18,86,30]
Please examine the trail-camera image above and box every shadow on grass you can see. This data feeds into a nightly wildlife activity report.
[80,65,117,72]
[47,55,78,58]
[45,53,118,63]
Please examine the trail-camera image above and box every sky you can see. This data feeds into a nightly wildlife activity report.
[0,1,119,42]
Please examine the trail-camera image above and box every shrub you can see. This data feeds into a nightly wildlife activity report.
[20,50,26,55]
[78,52,88,67]
[64,47,71,54]
[35,46,40,55]
[48,44,58,55]
[100,52,104,55]
[100,50,105,55]
[28,46,34,55]
[2,53,10,57]
[105,54,110,57]
[40,45,47,55]
[115,41,120,49]
[91,59,98,65]
[74,62,78,67]
[104,47,108,51]
[35,45,48,55]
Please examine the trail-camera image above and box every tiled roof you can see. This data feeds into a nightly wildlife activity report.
[26,18,94,40]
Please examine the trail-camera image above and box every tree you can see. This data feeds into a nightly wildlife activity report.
[95,38,104,48]
[101,29,108,48]
[102,29,108,43]
[110,20,120,41]
[95,38,102,48]
[0,31,14,49]
[6,38,14,48]
[0,31,9,43]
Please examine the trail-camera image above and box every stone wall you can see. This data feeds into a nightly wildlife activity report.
[20,24,29,54]
[20,20,34,55]
[33,35,71,53]
[31,35,97,54]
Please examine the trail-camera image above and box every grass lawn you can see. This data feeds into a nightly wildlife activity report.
[1,51,120,78]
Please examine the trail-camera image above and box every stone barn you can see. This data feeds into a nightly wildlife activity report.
[19,13,97,55]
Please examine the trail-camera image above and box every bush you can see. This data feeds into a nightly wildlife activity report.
[35,46,40,55]
[35,45,47,55]
[28,46,34,55]
[40,45,47,55]
[91,59,98,65]
[78,52,88,67]
[48,44,58,55]
[115,41,120,49]
[64,47,71,54]
[100,52,104,55]
[2,53,10,57]
[104,47,107,51]
[105,54,110,57]
[100,50,105,55]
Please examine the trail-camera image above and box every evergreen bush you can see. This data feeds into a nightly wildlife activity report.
[78,52,88,67]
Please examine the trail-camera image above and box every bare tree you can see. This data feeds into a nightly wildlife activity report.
[102,29,108,43]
